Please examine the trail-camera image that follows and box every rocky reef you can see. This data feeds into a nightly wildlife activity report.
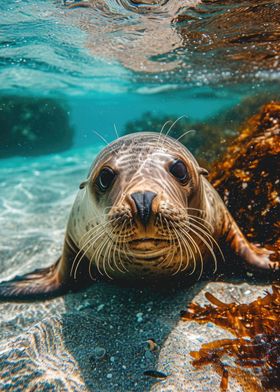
[0,96,74,158]
[124,94,280,165]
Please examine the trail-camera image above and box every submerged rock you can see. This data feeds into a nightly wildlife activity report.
[0,96,74,158]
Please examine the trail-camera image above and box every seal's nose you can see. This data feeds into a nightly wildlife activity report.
[131,191,157,227]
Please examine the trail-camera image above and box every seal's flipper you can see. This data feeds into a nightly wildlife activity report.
[0,235,89,301]
[225,215,279,271]
[0,258,68,301]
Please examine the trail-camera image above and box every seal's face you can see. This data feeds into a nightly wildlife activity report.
[78,132,211,280]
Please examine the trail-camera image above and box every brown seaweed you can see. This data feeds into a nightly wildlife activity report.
[181,285,280,391]
[209,102,280,248]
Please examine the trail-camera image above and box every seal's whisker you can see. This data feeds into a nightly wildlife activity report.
[93,130,110,146]
[88,251,95,281]
[91,236,107,277]
[96,236,113,280]
[77,224,104,250]
[104,240,115,273]
[157,220,176,268]
[103,245,114,280]
[188,222,221,274]
[188,215,214,232]
[109,222,126,274]
[102,236,113,272]
[112,237,126,274]
[187,223,218,275]
[190,221,214,249]
[94,235,110,277]
[172,222,194,274]
[76,219,112,257]
[172,225,186,275]
[186,207,206,214]
[167,221,183,276]
[158,213,165,234]
[113,123,119,139]
[180,230,195,272]
[74,217,120,279]
[73,232,101,280]
[115,220,130,272]
[156,120,172,150]
[73,224,109,279]
[71,224,105,278]
[77,218,115,248]
[180,225,203,278]
[159,218,175,268]
[165,115,187,139]
[189,219,224,262]
[103,205,115,214]
[175,129,196,143]
[105,217,125,273]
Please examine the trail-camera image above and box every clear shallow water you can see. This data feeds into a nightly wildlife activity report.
[0,147,100,280]
[0,1,279,391]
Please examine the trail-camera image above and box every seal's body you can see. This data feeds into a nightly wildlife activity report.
[0,133,277,299]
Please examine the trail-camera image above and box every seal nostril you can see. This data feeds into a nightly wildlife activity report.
[131,191,157,227]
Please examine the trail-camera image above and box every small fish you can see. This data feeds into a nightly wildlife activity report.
[143,370,168,379]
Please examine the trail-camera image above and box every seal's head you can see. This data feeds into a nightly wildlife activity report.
[77,132,210,280]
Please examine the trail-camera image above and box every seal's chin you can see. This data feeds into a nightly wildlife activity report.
[128,238,172,259]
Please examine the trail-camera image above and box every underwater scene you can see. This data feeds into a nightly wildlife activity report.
[0,0,279,391]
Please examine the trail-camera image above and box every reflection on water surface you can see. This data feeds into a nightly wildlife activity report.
[1,0,280,94]
[64,0,280,78]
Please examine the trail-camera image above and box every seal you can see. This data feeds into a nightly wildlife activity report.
[0,132,278,300]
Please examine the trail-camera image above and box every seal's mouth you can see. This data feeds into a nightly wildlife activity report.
[128,238,172,258]
[129,237,170,247]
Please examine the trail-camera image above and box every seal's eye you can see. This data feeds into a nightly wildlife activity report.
[96,167,116,191]
[169,160,189,183]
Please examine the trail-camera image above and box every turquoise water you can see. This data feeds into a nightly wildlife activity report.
[0,0,279,391]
